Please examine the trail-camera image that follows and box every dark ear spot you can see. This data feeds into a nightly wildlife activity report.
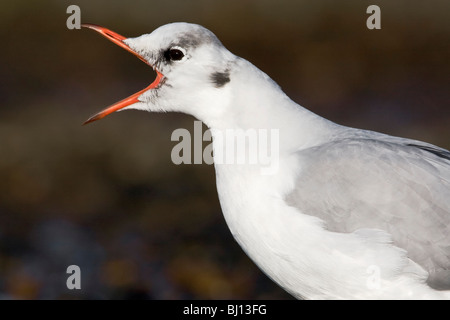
[210,70,230,88]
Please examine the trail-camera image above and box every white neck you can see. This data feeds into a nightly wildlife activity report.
[202,57,340,153]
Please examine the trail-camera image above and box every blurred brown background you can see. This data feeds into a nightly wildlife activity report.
[0,0,448,299]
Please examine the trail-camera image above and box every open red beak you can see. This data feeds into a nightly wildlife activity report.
[81,24,163,124]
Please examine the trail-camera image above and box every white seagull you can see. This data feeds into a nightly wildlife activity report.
[81,22,450,299]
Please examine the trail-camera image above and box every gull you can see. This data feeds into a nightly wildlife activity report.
[81,22,450,299]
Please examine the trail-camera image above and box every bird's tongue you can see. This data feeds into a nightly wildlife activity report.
[81,24,163,124]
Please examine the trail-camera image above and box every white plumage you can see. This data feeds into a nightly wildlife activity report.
[83,22,450,299]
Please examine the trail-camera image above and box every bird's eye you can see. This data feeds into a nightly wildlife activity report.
[165,48,185,61]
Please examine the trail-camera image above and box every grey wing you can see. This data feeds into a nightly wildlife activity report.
[286,136,450,289]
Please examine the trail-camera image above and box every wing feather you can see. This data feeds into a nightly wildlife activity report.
[286,136,450,288]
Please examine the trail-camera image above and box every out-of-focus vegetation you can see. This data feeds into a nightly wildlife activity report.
[0,0,448,299]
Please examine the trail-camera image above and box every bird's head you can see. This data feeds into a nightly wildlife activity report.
[82,22,236,124]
